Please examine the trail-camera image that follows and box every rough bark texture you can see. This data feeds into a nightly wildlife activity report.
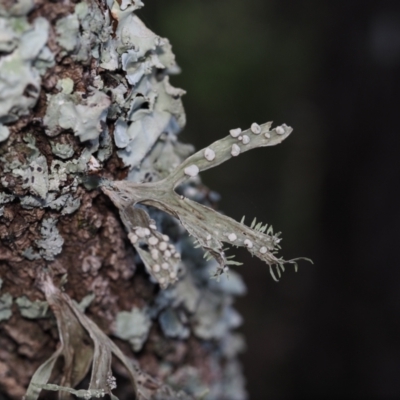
[0,0,247,399]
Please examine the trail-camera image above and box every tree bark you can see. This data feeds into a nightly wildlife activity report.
[0,1,247,399]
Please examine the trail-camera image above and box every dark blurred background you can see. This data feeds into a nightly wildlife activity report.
[141,1,400,399]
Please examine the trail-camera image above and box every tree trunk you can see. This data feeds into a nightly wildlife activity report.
[0,1,248,399]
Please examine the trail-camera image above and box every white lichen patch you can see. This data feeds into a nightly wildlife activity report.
[242,135,250,144]
[228,233,237,242]
[229,128,242,138]
[250,122,261,134]
[231,144,241,157]
[153,264,160,273]
[159,242,168,251]
[148,236,159,245]
[128,232,138,244]
[88,156,101,172]
[244,239,253,249]
[204,148,216,161]
[184,164,199,177]
[260,246,267,254]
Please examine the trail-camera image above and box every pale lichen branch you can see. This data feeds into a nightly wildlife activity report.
[102,122,311,283]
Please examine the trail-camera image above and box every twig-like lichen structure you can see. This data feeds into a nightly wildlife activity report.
[102,121,311,288]
[24,273,195,400]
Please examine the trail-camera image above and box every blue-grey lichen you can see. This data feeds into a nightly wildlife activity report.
[44,86,110,141]
[0,11,54,126]
[115,76,186,168]
[56,2,107,63]
[113,306,152,352]
[98,1,187,169]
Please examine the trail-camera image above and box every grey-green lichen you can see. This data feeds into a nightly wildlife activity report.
[0,8,54,127]
[16,296,49,319]
[0,293,12,322]
[51,142,75,160]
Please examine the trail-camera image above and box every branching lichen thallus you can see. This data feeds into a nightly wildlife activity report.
[101,121,312,289]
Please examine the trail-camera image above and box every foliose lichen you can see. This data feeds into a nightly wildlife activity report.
[44,86,110,142]
[0,5,54,126]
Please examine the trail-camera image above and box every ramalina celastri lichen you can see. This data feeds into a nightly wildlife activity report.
[102,121,311,289]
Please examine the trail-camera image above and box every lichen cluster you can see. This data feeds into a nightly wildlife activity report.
[0,0,307,399]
